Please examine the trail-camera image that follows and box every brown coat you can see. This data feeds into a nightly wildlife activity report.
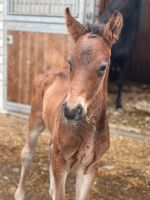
[15,8,123,200]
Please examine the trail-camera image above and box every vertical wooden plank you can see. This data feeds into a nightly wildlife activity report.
[140,0,150,33]
[23,32,32,104]
[27,32,40,104]
[7,31,74,105]
[17,32,26,102]
[128,33,150,82]
[99,0,110,15]
[7,31,20,102]
[18,31,28,104]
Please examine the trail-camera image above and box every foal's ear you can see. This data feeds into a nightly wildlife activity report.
[64,8,86,41]
[102,11,123,45]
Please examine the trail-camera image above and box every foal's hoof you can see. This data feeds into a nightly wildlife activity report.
[114,107,123,115]
[116,103,123,112]
[14,188,25,200]
[116,107,123,113]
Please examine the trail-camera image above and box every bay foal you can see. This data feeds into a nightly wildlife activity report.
[15,8,122,200]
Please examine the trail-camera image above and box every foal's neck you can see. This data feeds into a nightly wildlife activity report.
[87,76,108,130]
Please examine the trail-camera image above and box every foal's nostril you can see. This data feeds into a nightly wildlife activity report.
[63,104,83,121]
[63,103,70,119]
[76,106,82,115]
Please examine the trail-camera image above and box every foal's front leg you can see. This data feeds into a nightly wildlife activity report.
[76,168,96,200]
[49,152,68,200]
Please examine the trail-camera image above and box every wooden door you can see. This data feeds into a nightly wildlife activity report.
[128,0,150,83]
[7,31,73,106]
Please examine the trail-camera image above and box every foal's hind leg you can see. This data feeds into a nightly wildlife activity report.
[15,113,45,200]
[15,77,46,200]
[15,119,45,200]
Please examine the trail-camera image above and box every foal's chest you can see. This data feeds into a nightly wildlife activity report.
[62,131,101,170]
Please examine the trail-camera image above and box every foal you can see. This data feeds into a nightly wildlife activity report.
[15,8,122,200]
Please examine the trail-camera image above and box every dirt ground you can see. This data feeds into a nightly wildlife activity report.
[0,114,150,200]
[0,83,150,200]
[108,82,150,135]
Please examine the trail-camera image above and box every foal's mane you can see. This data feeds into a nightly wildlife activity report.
[84,23,104,37]
[84,23,110,46]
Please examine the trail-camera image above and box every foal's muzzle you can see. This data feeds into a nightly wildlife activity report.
[63,103,83,121]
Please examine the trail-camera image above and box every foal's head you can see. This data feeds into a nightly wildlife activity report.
[63,8,123,122]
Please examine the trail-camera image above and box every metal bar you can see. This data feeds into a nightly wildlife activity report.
[7,0,79,17]
[110,127,150,141]
[4,102,31,114]
[5,21,68,33]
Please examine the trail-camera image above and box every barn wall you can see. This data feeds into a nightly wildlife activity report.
[7,30,74,105]
[128,0,150,83]
[3,0,96,112]
[94,0,101,23]
[94,0,111,23]
[128,33,150,83]
[0,0,4,111]
[94,0,150,83]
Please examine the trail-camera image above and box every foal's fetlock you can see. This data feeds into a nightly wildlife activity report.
[14,187,25,200]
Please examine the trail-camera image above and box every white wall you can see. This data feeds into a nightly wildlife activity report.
[0,0,4,111]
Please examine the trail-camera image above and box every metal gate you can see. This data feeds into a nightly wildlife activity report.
[8,0,79,17]
[3,0,95,113]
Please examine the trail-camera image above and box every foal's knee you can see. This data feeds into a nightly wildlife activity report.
[21,144,34,166]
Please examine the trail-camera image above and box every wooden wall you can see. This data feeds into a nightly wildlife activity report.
[99,0,110,15]
[128,33,150,83]
[99,0,150,83]
[140,0,150,33]
[6,1,150,107]
[7,30,74,105]
[128,0,150,83]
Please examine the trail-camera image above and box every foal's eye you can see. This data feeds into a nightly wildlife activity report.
[68,59,73,72]
[97,64,108,76]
